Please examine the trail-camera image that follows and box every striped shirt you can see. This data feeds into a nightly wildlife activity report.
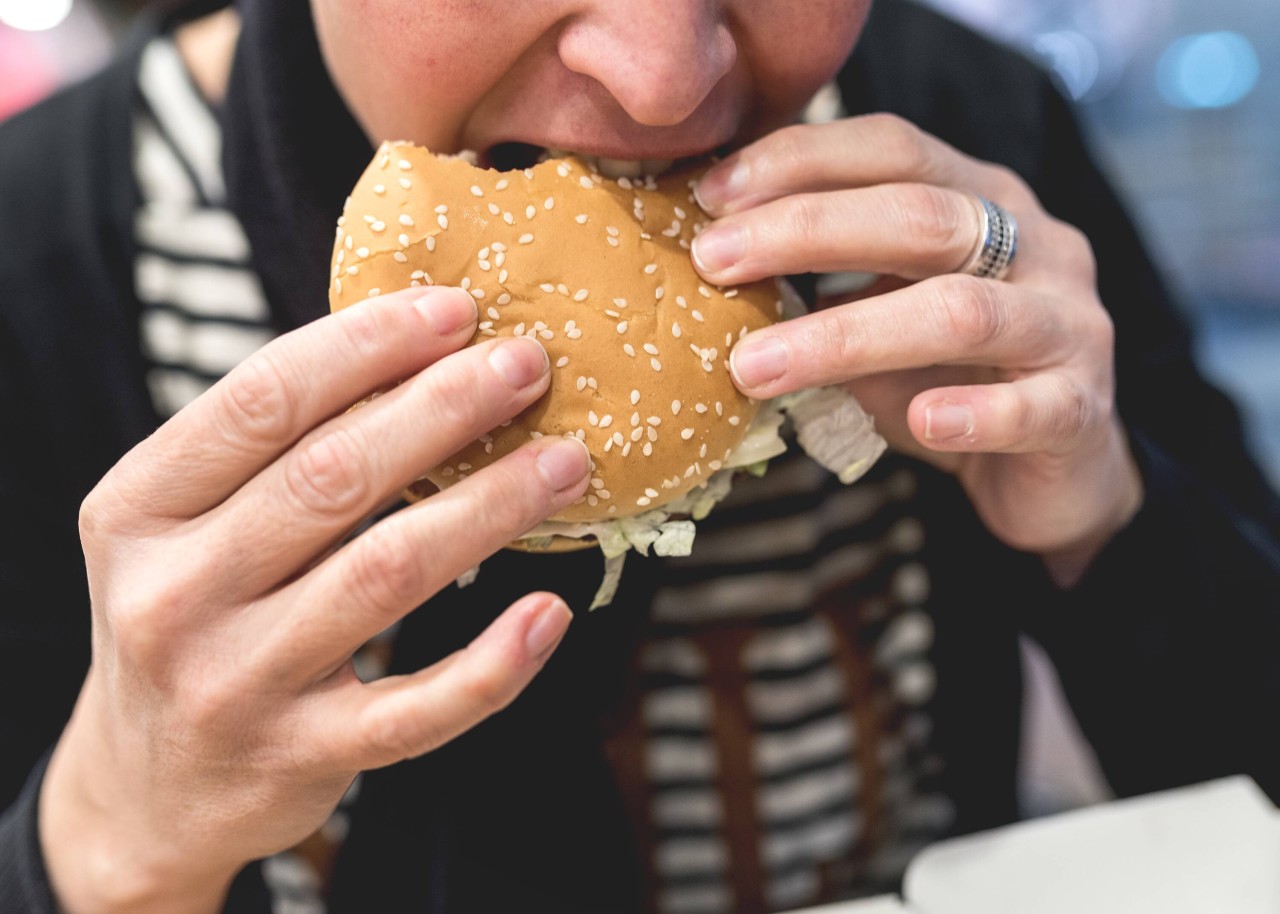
[131,35,952,914]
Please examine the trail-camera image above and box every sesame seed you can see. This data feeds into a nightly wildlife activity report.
[370,221,386,232]
[650,358,662,371]
[655,286,665,300]
[589,411,599,426]
[674,206,687,219]
[646,427,658,443]
[525,204,536,220]
[676,295,688,308]
[425,236,436,252]
[539,330,553,340]
[399,178,412,190]
[519,233,534,244]
[576,376,587,391]
[399,214,415,227]
[643,343,659,356]
[487,307,500,320]
[630,390,640,405]
[623,442,633,457]
[367,288,381,298]
[716,402,723,416]
[345,236,353,250]
[334,279,342,294]
[472,289,486,299]
[478,260,492,271]
[575,214,589,224]
[681,428,694,440]
[500,212,513,225]
[608,237,619,247]
[599,415,613,428]
[555,356,569,368]
[442,466,454,477]
[574,289,589,302]
[514,322,526,336]
[672,322,682,338]
[557,163,571,177]
[567,329,582,340]
[492,242,507,251]
[435,205,448,214]
[613,432,624,446]
[644,263,657,275]
[672,400,682,415]
[579,176,594,190]
[643,443,653,456]
[470,185,484,197]
[623,343,635,357]
[557,283,569,296]
[599,489,611,499]
[356,246,370,258]
[647,416,661,426]
[605,310,620,319]
[725,289,739,298]
[488,203,501,216]
[346,265,359,276]
[499,270,509,283]
[700,443,708,458]
[437,214,449,229]
[695,403,708,414]
[588,377,598,390]
[374,184,386,195]
[604,439,614,452]
[398,233,410,247]
[398,159,412,170]
[616,321,628,334]
[710,460,723,471]
[729,416,741,426]
[692,310,704,322]
[613,298,628,308]
[636,496,651,506]
[644,488,660,498]
[698,286,711,298]
[497,293,512,305]
[544,197,555,210]
[393,251,408,263]
[540,283,555,293]
[684,465,696,478]
[587,495,599,507]
[478,321,493,330]
[460,277,471,290]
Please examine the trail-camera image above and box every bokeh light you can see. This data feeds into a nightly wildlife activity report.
[0,0,73,31]
[1157,31,1260,109]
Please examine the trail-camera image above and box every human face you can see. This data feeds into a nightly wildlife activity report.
[310,0,871,171]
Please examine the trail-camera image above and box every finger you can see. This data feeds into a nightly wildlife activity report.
[105,286,478,522]
[250,435,591,682]
[691,183,984,287]
[311,592,572,772]
[695,114,1004,216]
[908,373,1100,455]
[195,335,553,597]
[728,274,1062,398]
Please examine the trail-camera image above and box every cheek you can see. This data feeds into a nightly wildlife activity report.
[747,0,869,99]
[312,0,511,145]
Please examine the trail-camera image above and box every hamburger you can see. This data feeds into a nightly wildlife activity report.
[330,142,885,606]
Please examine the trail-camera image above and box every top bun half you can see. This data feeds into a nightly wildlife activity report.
[329,142,781,523]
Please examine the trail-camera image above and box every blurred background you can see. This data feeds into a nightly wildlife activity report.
[3,0,1275,489]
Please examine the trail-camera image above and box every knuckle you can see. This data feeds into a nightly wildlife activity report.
[782,194,827,249]
[347,523,425,618]
[218,353,298,450]
[459,654,518,717]
[896,184,969,257]
[174,675,240,731]
[335,300,395,361]
[422,357,491,434]
[866,113,928,174]
[363,706,425,763]
[1053,379,1093,442]
[1059,222,1099,284]
[284,426,372,519]
[474,456,551,533]
[763,123,810,176]
[932,275,1008,348]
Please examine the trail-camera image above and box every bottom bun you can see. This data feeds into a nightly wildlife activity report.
[505,536,598,554]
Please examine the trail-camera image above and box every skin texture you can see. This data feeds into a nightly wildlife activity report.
[41,1,1140,911]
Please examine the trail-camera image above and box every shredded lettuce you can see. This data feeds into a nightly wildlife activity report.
[454,383,886,610]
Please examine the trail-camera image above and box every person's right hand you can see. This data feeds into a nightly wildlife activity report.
[38,286,591,914]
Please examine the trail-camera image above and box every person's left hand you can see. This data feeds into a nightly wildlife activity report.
[691,114,1143,587]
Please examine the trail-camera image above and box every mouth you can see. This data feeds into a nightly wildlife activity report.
[482,140,732,178]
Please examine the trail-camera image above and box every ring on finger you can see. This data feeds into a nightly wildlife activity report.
[959,196,1018,281]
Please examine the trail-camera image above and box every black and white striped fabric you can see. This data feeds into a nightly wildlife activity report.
[131,35,953,914]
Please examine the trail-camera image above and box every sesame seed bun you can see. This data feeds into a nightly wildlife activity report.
[330,141,781,525]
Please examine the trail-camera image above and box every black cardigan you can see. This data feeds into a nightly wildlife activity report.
[1,1,1277,911]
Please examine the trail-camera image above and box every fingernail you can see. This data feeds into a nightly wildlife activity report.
[416,288,477,335]
[525,597,572,660]
[488,337,549,389]
[925,404,973,440]
[694,157,748,214]
[730,335,790,388]
[692,223,746,275]
[535,437,591,491]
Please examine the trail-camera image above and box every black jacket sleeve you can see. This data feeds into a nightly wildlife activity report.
[1021,82,1280,802]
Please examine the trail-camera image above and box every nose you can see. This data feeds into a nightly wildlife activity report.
[557,0,738,127]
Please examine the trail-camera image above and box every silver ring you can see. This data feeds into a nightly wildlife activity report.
[960,197,1018,281]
